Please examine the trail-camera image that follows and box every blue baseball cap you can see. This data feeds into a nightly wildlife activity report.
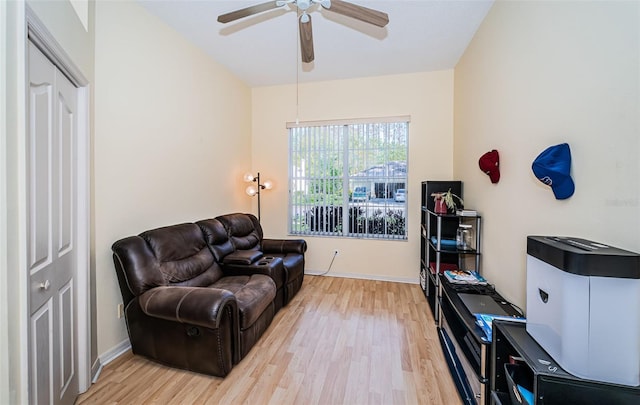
[532,143,575,200]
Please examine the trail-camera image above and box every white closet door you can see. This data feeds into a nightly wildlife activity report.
[27,40,79,405]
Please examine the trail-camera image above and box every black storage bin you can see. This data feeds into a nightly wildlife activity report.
[504,363,534,405]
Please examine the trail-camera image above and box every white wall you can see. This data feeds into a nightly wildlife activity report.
[94,0,252,357]
[454,0,640,308]
[252,71,455,281]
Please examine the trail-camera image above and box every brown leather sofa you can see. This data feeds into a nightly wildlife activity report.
[111,213,306,377]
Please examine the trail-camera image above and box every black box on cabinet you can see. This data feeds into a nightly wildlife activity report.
[491,321,640,405]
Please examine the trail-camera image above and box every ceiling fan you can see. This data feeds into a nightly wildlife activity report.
[217,0,389,63]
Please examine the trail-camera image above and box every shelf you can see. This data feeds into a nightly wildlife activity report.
[425,208,482,220]
[428,239,481,255]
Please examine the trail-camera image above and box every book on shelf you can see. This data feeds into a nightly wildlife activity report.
[474,313,526,342]
[444,270,488,285]
[430,236,457,248]
[429,262,458,274]
[456,209,478,217]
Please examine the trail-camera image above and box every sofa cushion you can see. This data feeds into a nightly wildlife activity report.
[140,223,224,287]
[212,274,275,330]
[112,236,166,299]
[196,218,235,261]
[216,213,263,250]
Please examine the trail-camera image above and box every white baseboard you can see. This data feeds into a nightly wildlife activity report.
[92,338,131,383]
[305,270,419,285]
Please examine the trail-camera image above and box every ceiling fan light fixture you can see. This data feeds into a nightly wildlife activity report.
[297,0,312,10]
[300,12,310,23]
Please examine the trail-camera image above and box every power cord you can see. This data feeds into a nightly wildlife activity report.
[317,250,338,276]
[506,302,525,317]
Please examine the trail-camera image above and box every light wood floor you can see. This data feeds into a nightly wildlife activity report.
[77,275,461,404]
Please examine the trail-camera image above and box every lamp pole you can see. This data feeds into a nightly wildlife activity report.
[255,172,262,222]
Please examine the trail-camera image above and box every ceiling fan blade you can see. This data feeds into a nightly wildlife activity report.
[299,15,315,63]
[217,1,280,24]
[324,0,389,27]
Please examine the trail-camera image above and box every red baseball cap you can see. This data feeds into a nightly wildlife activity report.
[479,150,500,183]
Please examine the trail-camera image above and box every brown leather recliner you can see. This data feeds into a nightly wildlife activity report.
[214,213,307,309]
[197,217,288,312]
[112,222,276,377]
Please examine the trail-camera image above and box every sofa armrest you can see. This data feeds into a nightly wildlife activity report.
[222,249,263,265]
[138,286,237,330]
[262,239,307,255]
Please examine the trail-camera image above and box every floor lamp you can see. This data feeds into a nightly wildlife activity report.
[244,172,272,222]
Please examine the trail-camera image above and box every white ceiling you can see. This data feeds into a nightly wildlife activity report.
[137,0,494,87]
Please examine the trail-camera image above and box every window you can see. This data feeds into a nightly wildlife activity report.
[288,117,409,240]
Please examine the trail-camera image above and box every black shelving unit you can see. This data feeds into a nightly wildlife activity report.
[420,180,465,322]
[491,321,640,405]
[420,180,524,405]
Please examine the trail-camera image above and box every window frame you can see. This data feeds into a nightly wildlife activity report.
[287,116,410,240]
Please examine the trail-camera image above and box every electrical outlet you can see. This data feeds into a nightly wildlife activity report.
[117,303,124,319]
